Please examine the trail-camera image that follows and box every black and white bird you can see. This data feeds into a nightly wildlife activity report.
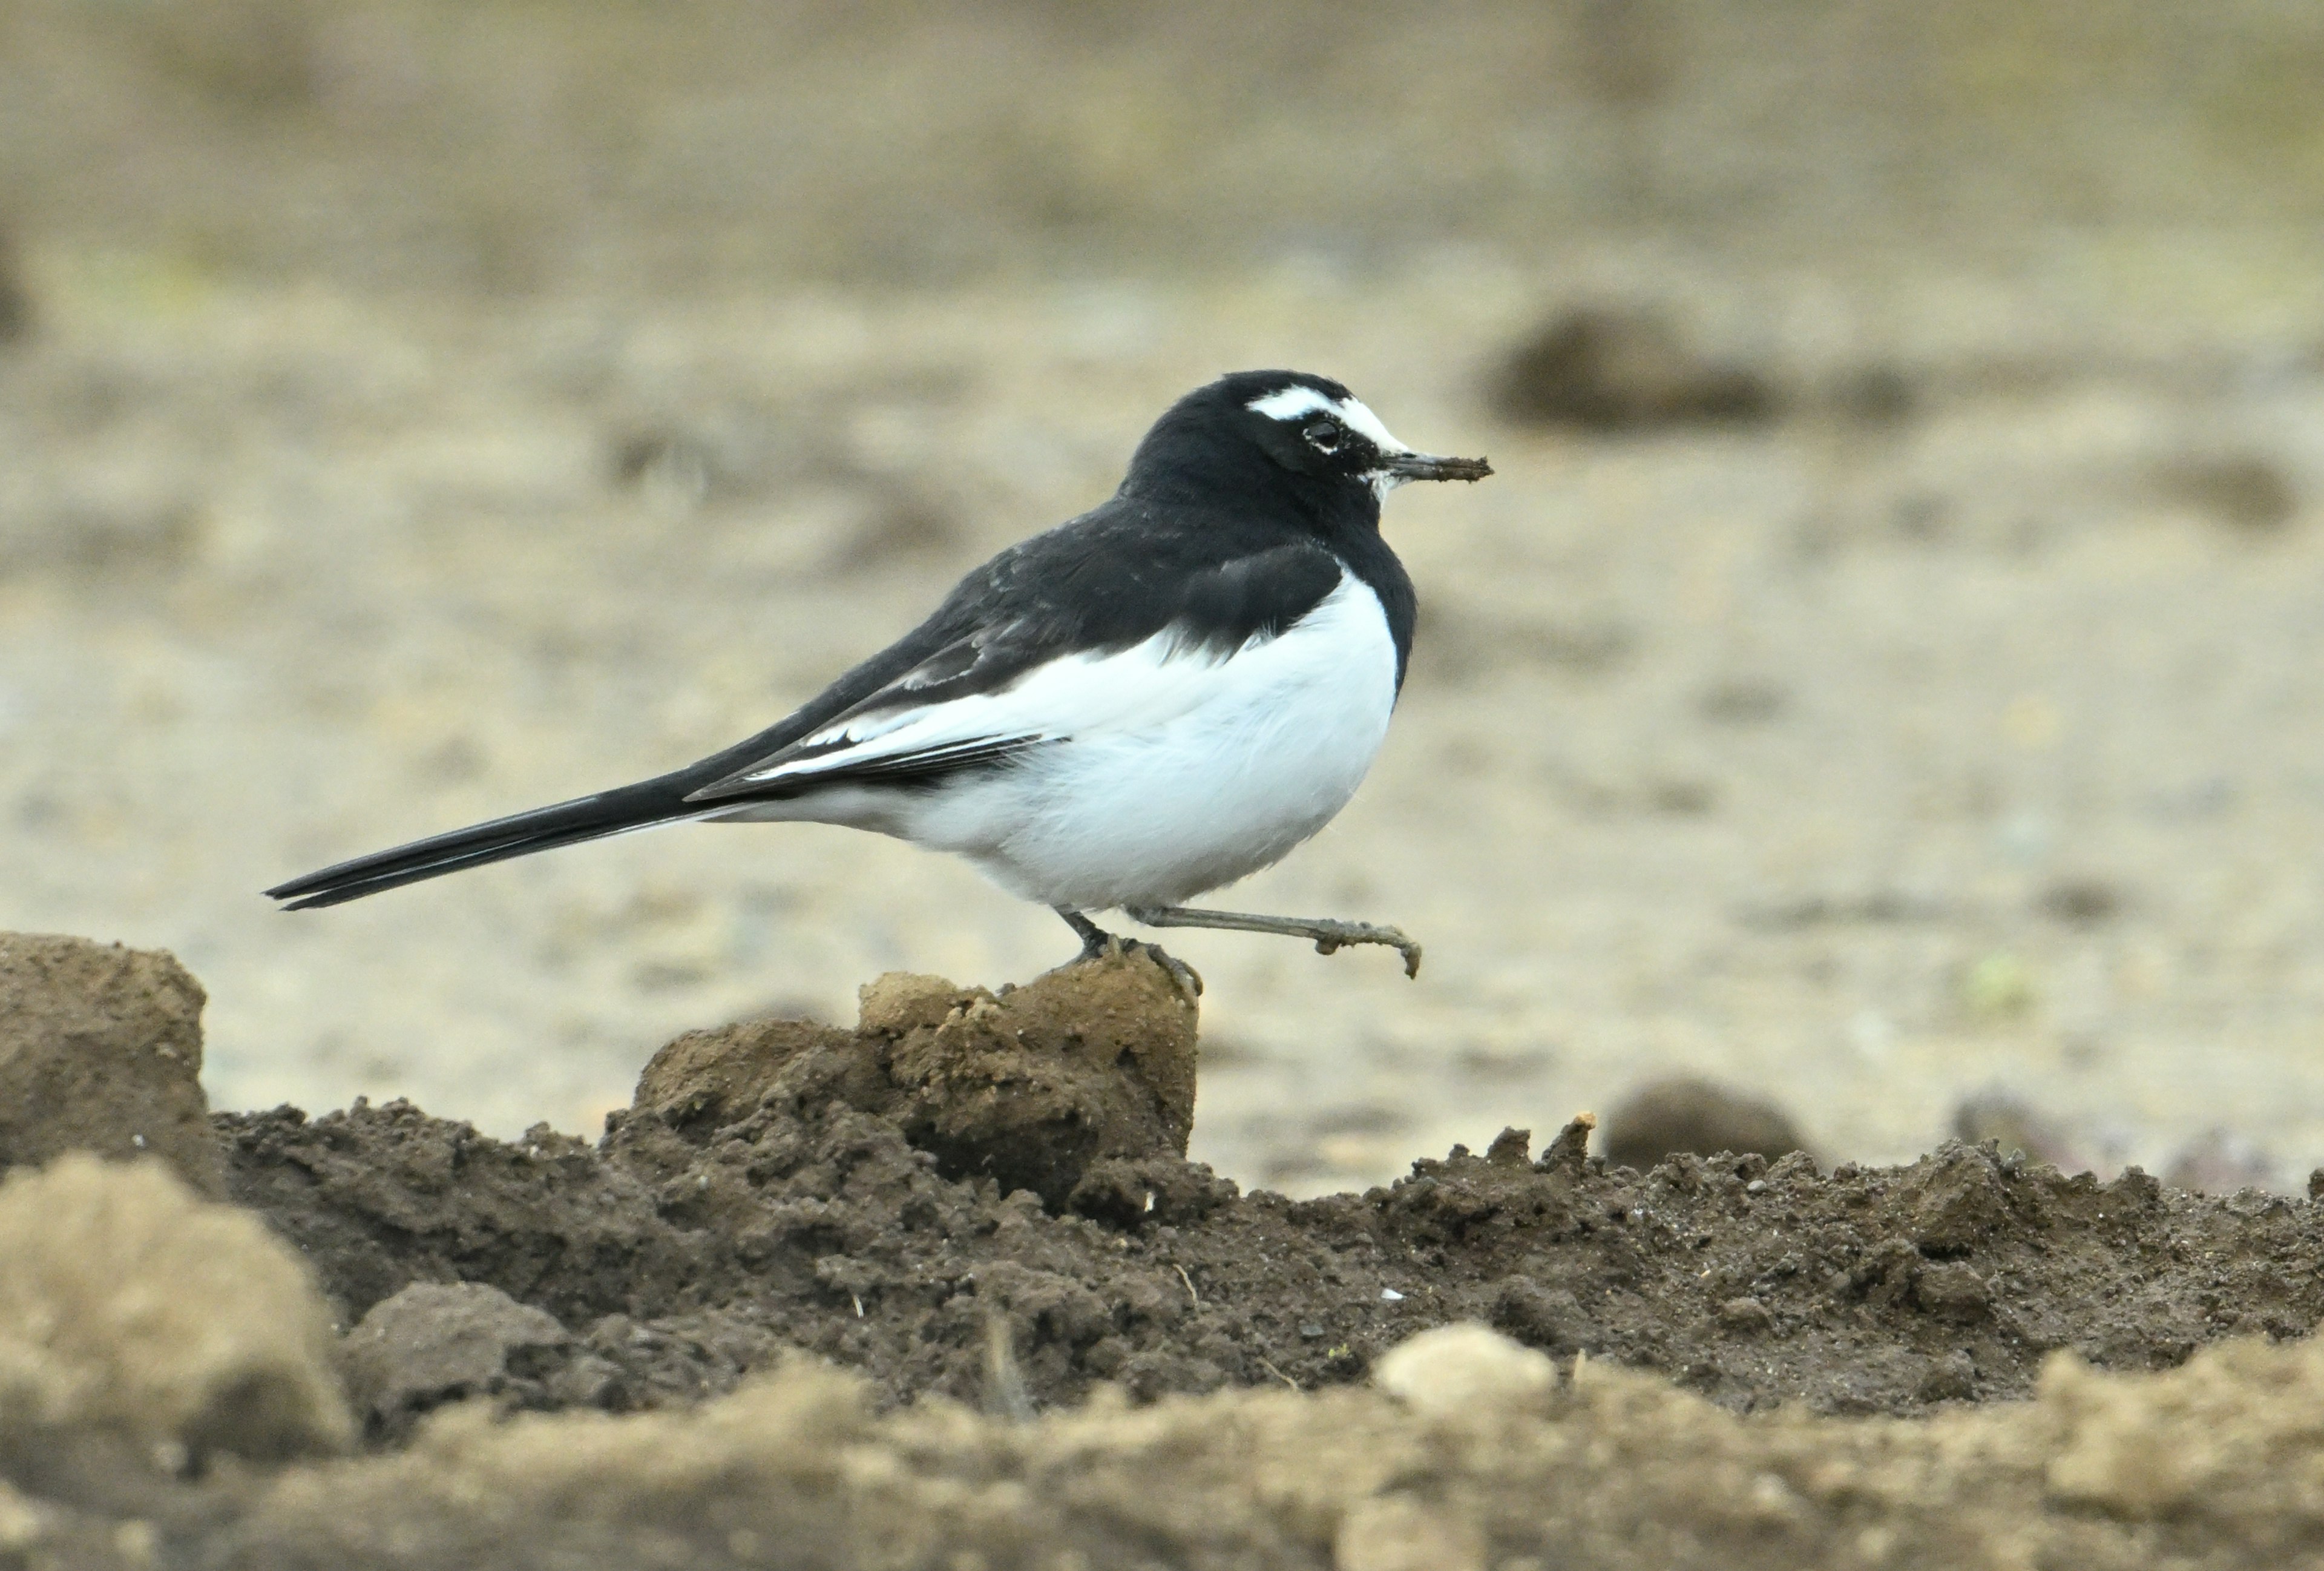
[267,371,1491,990]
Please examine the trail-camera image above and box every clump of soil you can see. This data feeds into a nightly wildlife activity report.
[0,932,225,1196]
[0,1152,348,1464]
[1599,1074,1807,1171]
[611,960,1199,1213]
[1486,305,1782,430]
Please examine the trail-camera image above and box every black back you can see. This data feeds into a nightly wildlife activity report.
[681,371,1419,802]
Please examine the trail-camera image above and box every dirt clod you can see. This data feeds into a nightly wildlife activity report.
[1373,1321,1556,1415]
[343,1283,574,1443]
[2155,450,2300,532]
[0,934,225,1196]
[1600,1075,1805,1171]
[0,1153,347,1463]
[1488,305,1781,431]
[612,954,1199,1212]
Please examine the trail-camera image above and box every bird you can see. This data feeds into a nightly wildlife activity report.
[266,371,1491,993]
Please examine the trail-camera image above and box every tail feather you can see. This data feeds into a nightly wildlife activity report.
[264,776,704,911]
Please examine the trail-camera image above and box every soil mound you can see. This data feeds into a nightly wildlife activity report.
[611,957,1200,1212]
[211,960,2324,1422]
[8,937,2324,1564]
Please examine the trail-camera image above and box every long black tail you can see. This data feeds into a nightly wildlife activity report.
[264,773,710,911]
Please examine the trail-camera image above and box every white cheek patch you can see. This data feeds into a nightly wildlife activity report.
[1245,386,1413,456]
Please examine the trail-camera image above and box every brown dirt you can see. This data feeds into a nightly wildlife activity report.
[0,933,225,1197]
[1598,1073,1808,1172]
[8,935,2324,1564]
[209,953,2324,1425]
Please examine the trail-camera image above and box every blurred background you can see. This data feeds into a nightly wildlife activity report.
[4,0,2323,1193]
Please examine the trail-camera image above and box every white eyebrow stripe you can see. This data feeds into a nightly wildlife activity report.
[1246,385,1413,454]
[1246,385,1337,422]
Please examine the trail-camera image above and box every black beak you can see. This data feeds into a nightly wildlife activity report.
[1384,450,1492,483]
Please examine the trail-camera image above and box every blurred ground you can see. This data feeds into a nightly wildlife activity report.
[5,1,2324,1192]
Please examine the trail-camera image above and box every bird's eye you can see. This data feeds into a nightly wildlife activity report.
[1304,420,1343,452]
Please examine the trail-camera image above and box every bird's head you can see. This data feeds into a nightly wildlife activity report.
[1122,371,1491,516]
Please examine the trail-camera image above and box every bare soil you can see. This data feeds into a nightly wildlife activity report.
[4,945,2323,1567]
[206,955,2324,1437]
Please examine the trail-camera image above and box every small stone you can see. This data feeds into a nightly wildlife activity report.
[1487,305,1781,432]
[1374,1322,1557,1417]
[2153,450,2299,532]
[1718,1296,1774,1334]
[0,227,26,346]
[341,1283,571,1440]
[2038,877,2124,926]
[1912,1260,1992,1322]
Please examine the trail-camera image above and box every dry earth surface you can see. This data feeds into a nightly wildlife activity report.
[4,931,2324,1568]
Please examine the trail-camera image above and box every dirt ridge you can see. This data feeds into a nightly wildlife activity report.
[219,967,2323,1423]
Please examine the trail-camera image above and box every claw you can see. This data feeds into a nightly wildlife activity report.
[1121,938,1204,1001]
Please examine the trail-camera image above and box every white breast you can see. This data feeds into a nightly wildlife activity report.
[893,571,1400,910]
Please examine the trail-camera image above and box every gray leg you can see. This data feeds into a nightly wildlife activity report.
[1056,907,1114,960]
[1054,907,1204,999]
[1124,904,1423,979]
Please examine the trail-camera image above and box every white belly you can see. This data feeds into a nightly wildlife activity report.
[755,572,1401,911]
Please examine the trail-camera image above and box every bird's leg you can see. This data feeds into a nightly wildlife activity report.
[1054,907,1203,999]
[1055,907,1117,960]
[1124,904,1423,979]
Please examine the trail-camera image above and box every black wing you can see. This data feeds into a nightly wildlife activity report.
[680,526,1346,803]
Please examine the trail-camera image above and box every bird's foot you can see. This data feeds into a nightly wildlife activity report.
[1055,909,1204,1000]
[1110,936,1204,1002]
[1294,918,1424,978]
